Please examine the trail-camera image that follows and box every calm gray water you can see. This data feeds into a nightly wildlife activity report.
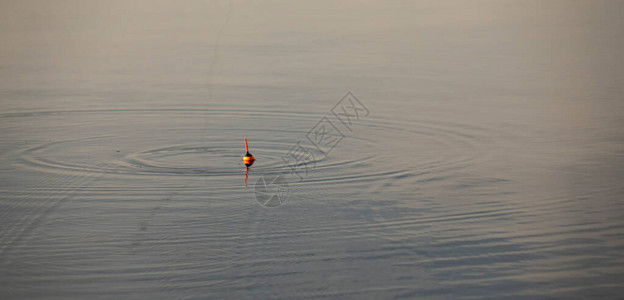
[1,1,623,298]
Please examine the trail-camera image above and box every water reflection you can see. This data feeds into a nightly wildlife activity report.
[244,166,249,188]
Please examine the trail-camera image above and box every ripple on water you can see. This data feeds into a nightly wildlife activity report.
[6,108,498,185]
[2,106,536,298]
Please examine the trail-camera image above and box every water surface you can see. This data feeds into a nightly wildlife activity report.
[1,1,623,298]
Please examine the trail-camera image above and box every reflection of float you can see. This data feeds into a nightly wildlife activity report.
[244,167,249,188]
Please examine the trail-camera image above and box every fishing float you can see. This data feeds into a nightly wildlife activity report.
[243,137,255,167]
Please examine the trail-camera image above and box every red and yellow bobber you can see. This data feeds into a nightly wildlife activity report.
[243,137,255,167]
